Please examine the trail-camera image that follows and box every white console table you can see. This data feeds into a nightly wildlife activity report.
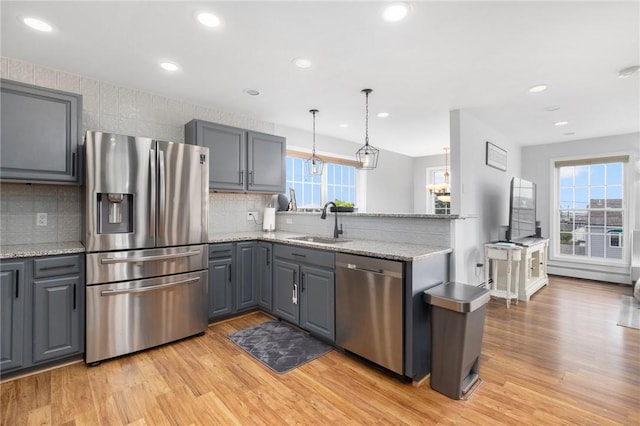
[484,239,549,306]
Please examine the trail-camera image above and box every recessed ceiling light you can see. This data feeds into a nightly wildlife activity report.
[618,65,640,78]
[528,84,548,93]
[339,124,349,128]
[244,89,260,96]
[544,106,561,112]
[383,2,410,22]
[22,17,53,32]
[160,61,180,72]
[292,58,312,69]
[196,12,221,28]
[377,112,390,118]
[554,121,569,126]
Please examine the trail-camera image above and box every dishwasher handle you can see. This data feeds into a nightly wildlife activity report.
[348,263,384,275]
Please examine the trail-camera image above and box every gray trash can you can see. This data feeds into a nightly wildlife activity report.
[424,282,490,400]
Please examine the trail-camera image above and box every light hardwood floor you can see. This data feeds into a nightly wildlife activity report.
[2,275,639,425]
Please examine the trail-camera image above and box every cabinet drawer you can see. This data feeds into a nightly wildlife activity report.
[33,255,80,278]
[274,244,335,269]
[209,243,234,259]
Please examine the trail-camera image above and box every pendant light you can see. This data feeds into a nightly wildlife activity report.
[355,88,380,170]
[304,109,325,177]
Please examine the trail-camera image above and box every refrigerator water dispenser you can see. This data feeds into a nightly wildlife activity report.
[97,193,133,234]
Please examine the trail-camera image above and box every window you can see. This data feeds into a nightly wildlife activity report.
[426,168,450,214]
[555,156,627,261]
[286,156,357,209]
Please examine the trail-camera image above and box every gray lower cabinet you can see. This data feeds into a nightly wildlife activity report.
[32,275,82,363]
[208,244,235,320]
[256,242,273,313]
[208,242,260,321]
[0,261,26,372]
[273,244,335,342]
[185,119,285,193]
[0,79,82,184]
[235,242,258,311]
[0,254,85,376]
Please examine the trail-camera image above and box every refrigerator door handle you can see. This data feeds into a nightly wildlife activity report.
[158,148,166,239]
[100,250,202,264]
[100,277,200,296]
[149,147,157,240]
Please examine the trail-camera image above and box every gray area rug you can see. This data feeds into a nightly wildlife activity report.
[228,320,332,374]
[617,296,640,329]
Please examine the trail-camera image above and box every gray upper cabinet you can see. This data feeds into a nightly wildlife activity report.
[247,131,286,193]
[0,79,82,184]
[0,261,26,373]
[185,119,285,193]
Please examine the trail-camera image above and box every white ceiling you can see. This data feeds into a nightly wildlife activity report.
[2,1,639,157]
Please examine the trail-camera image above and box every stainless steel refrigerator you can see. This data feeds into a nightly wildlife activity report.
[82,131,209,365]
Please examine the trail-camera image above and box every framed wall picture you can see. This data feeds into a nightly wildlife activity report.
[486,141,507,171]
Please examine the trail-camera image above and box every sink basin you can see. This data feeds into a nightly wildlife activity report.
[287,236,351,245]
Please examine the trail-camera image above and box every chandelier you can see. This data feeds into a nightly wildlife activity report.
[426,147,450,203]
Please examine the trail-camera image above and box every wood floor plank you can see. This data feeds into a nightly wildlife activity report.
[1,275,639,425]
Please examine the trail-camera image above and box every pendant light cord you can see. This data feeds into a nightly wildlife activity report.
[364,90,370,146]
[312,110,316,154]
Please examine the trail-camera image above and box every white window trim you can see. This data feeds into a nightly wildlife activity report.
[549,151,633,267]
[425,166,448,214]
[285,147,364,210]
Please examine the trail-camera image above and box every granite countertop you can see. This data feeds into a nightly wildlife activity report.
[209,231,451,262]
[0,234,451,262]
[0,241,86,259]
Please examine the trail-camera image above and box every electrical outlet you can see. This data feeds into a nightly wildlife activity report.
[247,211,258,221]
[37,213,47,226]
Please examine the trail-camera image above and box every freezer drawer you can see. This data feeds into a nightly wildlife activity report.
[86,245,208,285]
[85,270,208,364]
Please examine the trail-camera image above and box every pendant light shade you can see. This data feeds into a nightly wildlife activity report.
[304,109,325,177]
[355,88,379,170]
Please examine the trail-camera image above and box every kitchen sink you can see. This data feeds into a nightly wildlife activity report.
[287,236,351,245]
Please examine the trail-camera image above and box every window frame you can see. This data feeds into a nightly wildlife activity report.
[286,150,359,210]
[425,166,451,215]
[550,153,632,266]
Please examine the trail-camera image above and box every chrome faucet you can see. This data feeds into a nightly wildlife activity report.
[321,201,343,238]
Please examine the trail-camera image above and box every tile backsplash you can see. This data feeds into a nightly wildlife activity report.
[0,183,274,246]
[0,183,81,245]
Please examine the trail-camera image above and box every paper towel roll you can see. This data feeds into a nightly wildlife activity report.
[263,207,276,232]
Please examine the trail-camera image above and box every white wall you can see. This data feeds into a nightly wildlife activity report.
[449,109,522,284]
[522,132,640,284]
[274,124,414,213]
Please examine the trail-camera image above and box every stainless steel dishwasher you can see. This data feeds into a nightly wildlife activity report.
[336,253,403,375]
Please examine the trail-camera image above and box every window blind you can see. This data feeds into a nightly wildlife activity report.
[554,155,629,168]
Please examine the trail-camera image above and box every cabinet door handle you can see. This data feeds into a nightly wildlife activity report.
[301,272,305,292]
[239,170,244,185]
[15,270,19,299]
[292,253,306,258]
[266,248,270,266]
[292,283,298,305]
[73,284,77,310]
[228,264,232,282]
[72,152,76,177]
[248,170,253,185]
